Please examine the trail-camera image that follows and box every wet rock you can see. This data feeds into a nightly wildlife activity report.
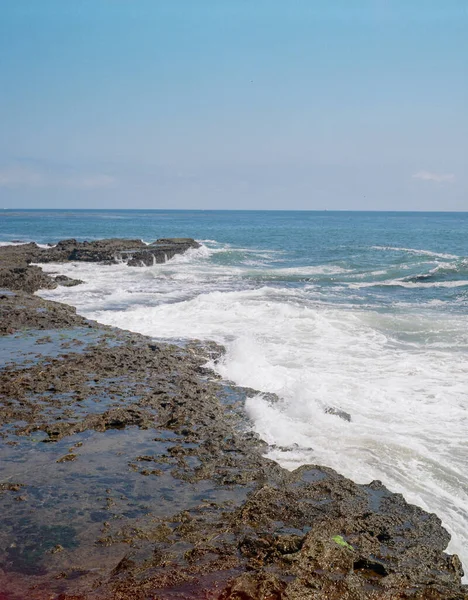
[4,522,78,575]
[0,244,467,600]
[54,275,84,287]
[66,238,146,263]
[0,238,201,292]
[0,482,24,492]
[220,477,468,599]
[126,239,200,266]
[0,265,57,293]
[0,292,88,333]
[219,572,286,600]
[325,405,352,422]
[56,453,77,463]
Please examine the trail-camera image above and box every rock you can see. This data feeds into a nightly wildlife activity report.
[219,573,286,600]
[219,470,468,599]
[54,238,79,250]
[56,453,77,463]
[0,265,57,294]
[0,292,88,333]
[47,237,200,266]
[151,237,199,246]
[54,275,84,287]
[66,239,146,263]
[0,483,24,492]
[0,237,201,276]
[0,239,467,600]
[127,239,200,266]
[325,406,352,422]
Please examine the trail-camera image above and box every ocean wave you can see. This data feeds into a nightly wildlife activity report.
[0,240,55,249]
[349,279,468,289]
[166,244,215,263]
[37,257,468,573]
[372,245,459,260]
[229,265,352,282]
[196,239,221,244]
[271,265,350,276]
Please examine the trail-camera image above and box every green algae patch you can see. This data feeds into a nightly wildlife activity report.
[332,535,354,551]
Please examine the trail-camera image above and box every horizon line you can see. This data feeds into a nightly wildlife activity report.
[3,208,468,214]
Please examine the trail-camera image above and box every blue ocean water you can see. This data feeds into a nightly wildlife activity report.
[2,209,468,310]
[2,209,468,573]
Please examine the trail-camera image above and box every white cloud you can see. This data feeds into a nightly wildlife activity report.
[412,170,455,183]
[0,165,116,189]
[66,174,116,189]
[0,166,46,187]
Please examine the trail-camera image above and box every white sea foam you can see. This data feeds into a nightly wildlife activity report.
[0,241,54,248]
[172,244,217,261]
[349,279,468,289]
[270,265,350,276]
[37,247,468,579]
[372,245,459,260]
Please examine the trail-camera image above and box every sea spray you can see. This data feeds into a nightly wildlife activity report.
[27,210,468,580]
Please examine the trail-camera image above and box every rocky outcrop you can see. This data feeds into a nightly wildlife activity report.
[53,275,84,287]
[127,239,200,266]
[0,242,467,600]
[0,238,200,266]
[0,265,57,294]
[0,238,200,292]
[54,238,147,263]
[220,474,466,599]
[0,290,88,334]
[42,237,200,265]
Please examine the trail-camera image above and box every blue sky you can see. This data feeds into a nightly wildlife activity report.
[1,0,467,209]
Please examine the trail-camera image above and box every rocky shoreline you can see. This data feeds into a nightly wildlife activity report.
[0,240,466,600]
[0,238,200,294]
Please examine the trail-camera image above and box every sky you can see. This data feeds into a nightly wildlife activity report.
[0,0,467,210]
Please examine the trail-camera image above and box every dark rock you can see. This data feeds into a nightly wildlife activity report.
[0,291,88,333]
[219,573,286,600]
[0,239,467,600]
[54,275,84,287]
[0,238,200,293]
[56,453,77,463]
[0,237,201,281]
[0,265,57,294]
[55,238,79,249]
[66,238,145,263]
[151,237,199,246]
[127,239,200,266]
[325,406,352,422]
[47,237,200,266]
[0,482,24,492]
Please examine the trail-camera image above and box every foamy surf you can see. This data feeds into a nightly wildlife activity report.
[0,241,54,249]
[37,238,468,580]
[372,246,460,260]
[349,279,468,289]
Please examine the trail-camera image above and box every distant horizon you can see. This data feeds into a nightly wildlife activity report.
[3,208,468,214]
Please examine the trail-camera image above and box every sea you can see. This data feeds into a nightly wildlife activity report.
[2,209,468,575]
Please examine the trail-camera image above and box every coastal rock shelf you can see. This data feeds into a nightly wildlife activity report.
[0,237,200,292]
[0,241,467,600]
